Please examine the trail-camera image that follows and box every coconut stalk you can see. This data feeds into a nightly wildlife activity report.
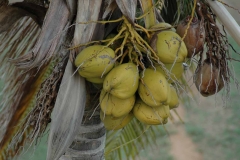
[139,0,156,29]
[206,0,240,46]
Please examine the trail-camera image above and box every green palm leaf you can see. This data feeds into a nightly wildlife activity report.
[105,118,168,160]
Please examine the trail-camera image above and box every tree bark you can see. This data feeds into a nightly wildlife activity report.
[60,86,106,160]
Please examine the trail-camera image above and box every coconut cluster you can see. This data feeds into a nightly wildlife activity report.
[73,2,230,130]
[74,22,187,130]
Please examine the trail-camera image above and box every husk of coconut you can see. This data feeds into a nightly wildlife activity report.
[176,16,205,58]
[194,56,225,97]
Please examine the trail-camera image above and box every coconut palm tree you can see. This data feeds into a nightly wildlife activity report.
[0,0,240,160]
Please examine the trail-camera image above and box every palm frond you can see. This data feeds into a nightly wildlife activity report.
[115,0,137,24]
[46,1,104,160]
[0,16,68,160]
[0,17,65,159]
[105,118,168,160]
[0,17,43,158]
[0,0,75,158]
[0,17,39,139]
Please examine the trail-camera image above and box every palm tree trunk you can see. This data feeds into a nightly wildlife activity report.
[60,116,106,160]
[60,85,106,160]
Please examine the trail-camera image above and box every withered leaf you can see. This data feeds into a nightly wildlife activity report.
[103,0,117,19]
[115,0,137,24]
[71,0,103,61]
[46,60,86,160]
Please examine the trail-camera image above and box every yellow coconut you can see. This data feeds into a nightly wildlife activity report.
[138,68,169,107]
[100,90,135,117]
[74,45,115,78]
[150,31,188,63]
[133,99,169,125]
[103,63,139,99]
[167,85,179,109]
[100,111,133,130]
[86,76,105,84]
[155,63,184,83]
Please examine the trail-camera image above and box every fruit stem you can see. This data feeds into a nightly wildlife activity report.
[139,0,157,29]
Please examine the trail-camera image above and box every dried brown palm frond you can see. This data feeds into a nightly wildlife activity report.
[0,17,41,159]
[0,17,67,158]
[0,0,73,158]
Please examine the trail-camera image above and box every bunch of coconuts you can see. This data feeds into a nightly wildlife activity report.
[177,16,224,97]
[74,22,187,130]
[73,14,226,130]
